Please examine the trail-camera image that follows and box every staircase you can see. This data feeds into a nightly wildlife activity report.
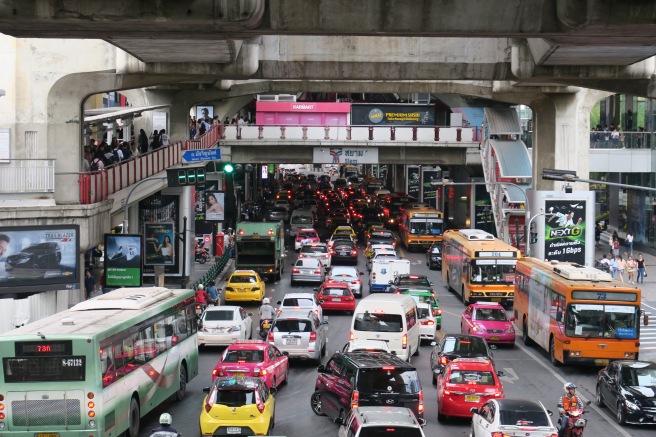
[480,108,532,252]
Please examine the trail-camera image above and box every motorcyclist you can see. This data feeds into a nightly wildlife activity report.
[150,412,179,436]
[206,280,220,306]
[558,382,584,437]
[364,242,374,258]
[195,284,209,306]
[259,297,276,329]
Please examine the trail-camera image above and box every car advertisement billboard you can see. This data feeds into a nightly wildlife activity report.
[104,234,143,287]
[544,199,586,264]
[0,225,80,295]
[144,223,175,266]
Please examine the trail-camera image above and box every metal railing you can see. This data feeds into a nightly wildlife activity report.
[0,159,55,193]
[77,126,220,204]
[589,131,655,149]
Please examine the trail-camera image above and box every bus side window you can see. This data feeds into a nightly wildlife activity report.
[154,320,168,352]
[100,345,117,387]
[138,326,156,361]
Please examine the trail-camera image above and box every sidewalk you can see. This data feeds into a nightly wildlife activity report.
[594,242,656,303]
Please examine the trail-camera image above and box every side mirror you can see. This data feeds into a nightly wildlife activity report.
[247,312,254,317]
[270,387,278,395]
[464,313,471,319]
[547,409,553,416]
[319,300,325,305]
[489,344,497,350]
[282,351,289,356]
[317,364,326,373]
[433,367,442,375]
[585,400,592,406]
[430,341,437,346]
[202,386,210,393]
[276,300,282,305]
[430,282,434,286]
[470,407,479,414]
[388,280,393,284]
[510,317,516,322]
[334,417,345,426]
[360,271,364,275]
[313,288,319,291]
[497,370,506,377]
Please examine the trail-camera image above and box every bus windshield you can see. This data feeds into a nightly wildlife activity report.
[409,218,443,235]
[565,304,639,339]
[470,260,516,284]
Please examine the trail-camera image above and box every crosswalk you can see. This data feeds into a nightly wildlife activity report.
[640,310,656,360]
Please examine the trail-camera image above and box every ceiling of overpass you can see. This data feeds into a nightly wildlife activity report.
[1,0,655,97]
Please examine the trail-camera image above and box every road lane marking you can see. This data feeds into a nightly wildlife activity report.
[515,338,633,437]
[642,302,656,311]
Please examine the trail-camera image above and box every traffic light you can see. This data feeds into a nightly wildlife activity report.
[530,232,538,244]
[166,166,206,187]
[223,163,235,174]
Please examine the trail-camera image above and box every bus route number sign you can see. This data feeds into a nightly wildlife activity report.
[477,251,516,258]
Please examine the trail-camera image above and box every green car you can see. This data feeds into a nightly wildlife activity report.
[403,288,441,330]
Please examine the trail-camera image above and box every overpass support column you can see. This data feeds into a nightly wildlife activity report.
[530,89,610,192]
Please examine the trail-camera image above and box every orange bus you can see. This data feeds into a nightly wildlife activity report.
[442,229,519,306]
[514,258,648,366]
[398,204,443,251]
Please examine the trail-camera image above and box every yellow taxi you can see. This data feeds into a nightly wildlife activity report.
[200,376,276,436]
[225,270,266,303]
[332,225,357,242]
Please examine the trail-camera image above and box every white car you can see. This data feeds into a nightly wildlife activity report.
[416,302,436,342]
[277,292,323,320]
[341,339,392,354]
[299,243,332,269]
[198,306,253,347]
[327,266,363,297]
[470,399,558,437]
[291,258,325,285]
[274,199,292,212]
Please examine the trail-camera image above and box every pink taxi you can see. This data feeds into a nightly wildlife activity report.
[212,340,289,389]
[461,301,516,346]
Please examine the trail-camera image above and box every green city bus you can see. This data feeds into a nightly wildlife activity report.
[0,287,199,437]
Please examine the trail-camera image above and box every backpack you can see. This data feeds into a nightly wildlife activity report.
[90,159,100,172]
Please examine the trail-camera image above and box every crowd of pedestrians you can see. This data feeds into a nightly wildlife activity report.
[83,128,172,172]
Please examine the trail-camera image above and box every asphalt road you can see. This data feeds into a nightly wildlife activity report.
[140,241,656,437]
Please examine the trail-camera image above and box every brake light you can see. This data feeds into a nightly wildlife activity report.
[420,320,435,325]
[439,356,448,365]
[314,269,322,274]
[491,433,506,437]
[382,366,396,370]
[310,332,317,342]
[351,390,359,409]
[299,254,305,258]
[350,331,354,340]
[292,268,300,273]
[238,229,244,235]
[402,333,408,349]
[409,275,419,279]
[418,390,424,414]
[433,309,442,316]
[354,280,361,284]
[494,392,503,398]
[351,250,358,255]
[267,331,274,342]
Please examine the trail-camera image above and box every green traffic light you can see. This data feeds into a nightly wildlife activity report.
[224,163,235,173]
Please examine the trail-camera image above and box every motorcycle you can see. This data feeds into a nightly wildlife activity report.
[560,400,591,437]
[195,248,211,264]
[259,318,272,339]
[195,303,206,326]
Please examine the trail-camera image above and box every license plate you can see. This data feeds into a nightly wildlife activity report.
[490,336,500,341]
[595,359,610,366]
[465,395,480,402]
[332,297,341,301]
[262,322,270,329]
[284,338,299,345]
[491,297,501,302]
[227,427,241,434]
[231,372,244,376]
[36,434,59,437]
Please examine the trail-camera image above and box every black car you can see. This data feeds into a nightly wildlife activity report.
[330,240,358,265]
[429,334,495,384]
[388,274,434,294]
[426,242,442,270]
[6,242,62,271]
[312,351,423,424]
[596,360,656,424]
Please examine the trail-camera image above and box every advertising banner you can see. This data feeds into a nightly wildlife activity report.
[313,147,379,165]
[351,104,435,126]
[139,194,180,275]
[475,203,495,235]
[407,166,420,199]
[544,199,586,264]
[144,223,175,266]
[0,225,80,295]
[104,234,143,287]
[205,191,226,221]
[422,168,441,208]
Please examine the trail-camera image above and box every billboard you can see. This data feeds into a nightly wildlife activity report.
[144,223,175,266]
[139,194,180,275]
[0,225,80,295]
[407,166,420,199]
[544,199,586,264]
[351,104,435,126]
[205,191,225,221]
[104,234,143,287]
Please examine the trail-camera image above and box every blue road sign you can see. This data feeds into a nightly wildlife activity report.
[182,148,221,163]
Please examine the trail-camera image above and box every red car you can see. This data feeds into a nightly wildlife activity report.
[314,281,356,314]
[436,357,505,422]
[212,340,289,389]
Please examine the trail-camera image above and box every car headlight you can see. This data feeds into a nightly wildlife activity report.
[625,399,641,411]
[506,327,515,334]
[471,325,482,332]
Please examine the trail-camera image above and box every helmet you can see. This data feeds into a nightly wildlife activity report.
[198,284,204,289]
[159,413,172,426]
[263,298,270,304]
[565,382,577,391]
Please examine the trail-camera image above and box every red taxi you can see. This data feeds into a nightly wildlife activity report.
[436,357,505,422]
[212,340,289,389]
[314,281,356,314]
[461,301,516,346]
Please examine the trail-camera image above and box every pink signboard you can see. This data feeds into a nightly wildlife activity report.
[256,101,351,126]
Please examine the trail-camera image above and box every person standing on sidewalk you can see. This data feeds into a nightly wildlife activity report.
[84,270,95,299]
[609,254,618,279]
[626,231,634,255]
[636,253,646,283]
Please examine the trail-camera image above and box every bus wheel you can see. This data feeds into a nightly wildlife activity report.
[176,364,187,401]
[522,318,533,346]
[549,337,561,367]
[127,397,140,437]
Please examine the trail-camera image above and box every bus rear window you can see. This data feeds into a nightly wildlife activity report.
[3,356,86,382]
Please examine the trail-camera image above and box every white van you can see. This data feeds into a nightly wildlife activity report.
[289,209,315,237]
[350,294,420,362]
[369,259,410,293]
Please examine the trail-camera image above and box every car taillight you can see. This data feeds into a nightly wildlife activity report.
[493,392,503,398]
[402,333,407,349]
[254,367,266,376]
[351,390,359,409]
[351,250,358,255]
[420,320,434,325]
[491,433,506,437]
[439,356,448,365]
[267,331,274,342]
[433,309,442,316]
[354,280,361,284]
[314,269,322,274]
[292,268,300,273]
[296,236,302,241]
[314,309,319,316]
[418,390,424,414]
[299,254,305,258]
[310,332,317,342]
[330,250,335,255]
[350,331,354,341]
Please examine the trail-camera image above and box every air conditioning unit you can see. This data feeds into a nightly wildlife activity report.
[257,95,278,102]
[459,229,495,241]
[552,264,612,282]
[256,94,297,102]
